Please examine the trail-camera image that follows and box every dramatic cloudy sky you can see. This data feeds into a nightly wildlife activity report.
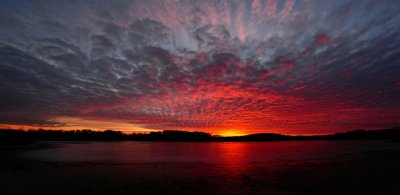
[0,0,399,135]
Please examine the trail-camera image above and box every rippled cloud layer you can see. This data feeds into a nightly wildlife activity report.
[0,0,399,134]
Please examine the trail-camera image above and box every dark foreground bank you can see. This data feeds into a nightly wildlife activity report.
[1,127,400,142]
[1,141,400,195]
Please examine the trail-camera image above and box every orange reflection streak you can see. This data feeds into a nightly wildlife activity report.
[214,142,254,187]
[217,142,249,163]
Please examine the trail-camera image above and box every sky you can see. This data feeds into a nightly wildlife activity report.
[0,0,399,135]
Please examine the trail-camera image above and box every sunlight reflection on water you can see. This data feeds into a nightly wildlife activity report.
[21,140,400,164]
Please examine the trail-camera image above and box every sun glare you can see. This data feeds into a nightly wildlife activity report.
[219,130,245,137]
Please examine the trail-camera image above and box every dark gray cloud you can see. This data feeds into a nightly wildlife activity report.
[0,0,399,134]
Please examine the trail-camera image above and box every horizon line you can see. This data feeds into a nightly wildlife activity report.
[1,126,399,137]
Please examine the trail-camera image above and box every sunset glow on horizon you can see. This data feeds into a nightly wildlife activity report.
[0,0,399,135]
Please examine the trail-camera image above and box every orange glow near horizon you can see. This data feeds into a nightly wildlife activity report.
[0,117,158,134]
[0,1,399,137]
[219,130,246,137]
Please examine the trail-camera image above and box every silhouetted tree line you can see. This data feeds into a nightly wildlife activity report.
[0,127,399,143]
[0,129,213,142]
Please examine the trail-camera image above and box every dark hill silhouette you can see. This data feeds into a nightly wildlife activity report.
[1,127,400,143]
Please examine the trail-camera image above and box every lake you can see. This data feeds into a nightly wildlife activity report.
[3,140,400,194]
[21,140,400,163]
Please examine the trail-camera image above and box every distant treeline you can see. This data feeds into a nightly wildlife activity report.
[0,127,400,143]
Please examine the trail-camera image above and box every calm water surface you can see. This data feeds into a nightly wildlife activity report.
[22,141,400,163]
